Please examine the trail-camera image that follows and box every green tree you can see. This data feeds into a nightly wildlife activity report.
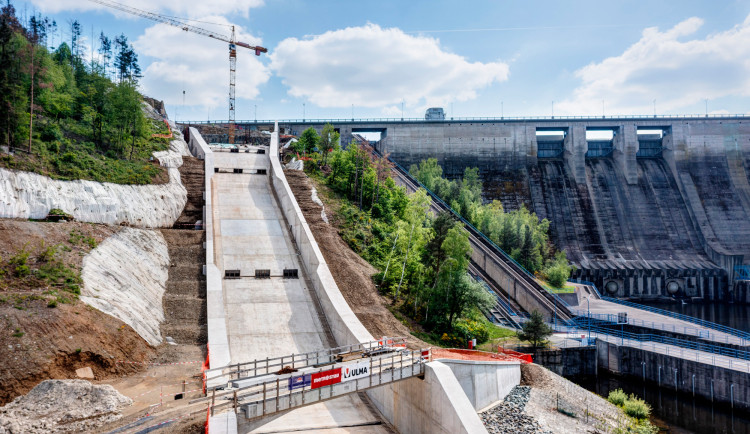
[292,127,319,154]
[319,123,340,165]
[517,310,553,349]
[542,251,574,288]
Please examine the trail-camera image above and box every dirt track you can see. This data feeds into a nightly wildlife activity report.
[284,170,428,349]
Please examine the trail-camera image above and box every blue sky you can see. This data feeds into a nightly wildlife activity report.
[15,0,750,121]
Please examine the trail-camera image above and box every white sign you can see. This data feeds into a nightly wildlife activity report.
[341,360,370,383]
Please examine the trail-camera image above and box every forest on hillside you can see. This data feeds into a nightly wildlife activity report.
[0,3,170,184]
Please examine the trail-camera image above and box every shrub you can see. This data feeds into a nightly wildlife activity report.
[623,395,651,420]
[14,265,30,277]
[607,388,627,406]
[47,299,57,308]
[453,318,490,344]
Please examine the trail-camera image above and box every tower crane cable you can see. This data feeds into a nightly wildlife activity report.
[86,0,267,144]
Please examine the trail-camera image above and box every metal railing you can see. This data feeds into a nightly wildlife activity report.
[587,328,750,372]
[568,311,747,346]
[204,337,407,387]
[567,279,602,298]
[572,324,750,363]
[600,297,750,341]
[177,113,750,125]
[202,347,428,420]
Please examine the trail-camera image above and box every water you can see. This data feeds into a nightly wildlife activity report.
[578,371,750,434]
[637,301,750,332]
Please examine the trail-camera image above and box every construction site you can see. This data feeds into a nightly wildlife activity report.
[2,1,750,433]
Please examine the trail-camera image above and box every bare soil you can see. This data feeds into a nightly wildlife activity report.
[0,221,155,405]
[284,170,428,349]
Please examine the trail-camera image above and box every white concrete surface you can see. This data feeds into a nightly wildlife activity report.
[81,227,169,346]
[267,124,490,434]
[185,128,231,371]
[438,360,521,411]
[210,142,387,433]
[0,136,188,228]
[368,362,489,434]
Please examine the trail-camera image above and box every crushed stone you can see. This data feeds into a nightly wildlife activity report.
[480,385,551,434]
[0,379,132,433]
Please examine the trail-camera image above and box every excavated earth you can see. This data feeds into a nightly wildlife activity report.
[0,221,152,405]
[284,170,428,349]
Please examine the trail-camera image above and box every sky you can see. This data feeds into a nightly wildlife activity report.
[13,0,750,121]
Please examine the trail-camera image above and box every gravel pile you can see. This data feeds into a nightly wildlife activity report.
[0,379,131,433]
[480,386,551,434]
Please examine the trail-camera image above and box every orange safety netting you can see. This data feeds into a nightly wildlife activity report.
[152,119,173,139]
[431,348,531,364]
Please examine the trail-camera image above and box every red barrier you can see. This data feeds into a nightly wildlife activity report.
[497,347,533,364]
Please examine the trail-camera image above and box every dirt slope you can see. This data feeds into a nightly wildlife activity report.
[0,220,153,405]
[284,170,427,349]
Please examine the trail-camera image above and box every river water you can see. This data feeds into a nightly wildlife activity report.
[576,301,750,433]
[578,371,750,434]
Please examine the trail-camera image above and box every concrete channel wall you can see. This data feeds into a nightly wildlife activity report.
[186,128,231,370]
[267,122,514,434]
[597,340,750,411]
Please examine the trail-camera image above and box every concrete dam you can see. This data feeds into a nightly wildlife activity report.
[270,116,750,303]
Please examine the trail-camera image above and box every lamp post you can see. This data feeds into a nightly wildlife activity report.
[587,297,591,343]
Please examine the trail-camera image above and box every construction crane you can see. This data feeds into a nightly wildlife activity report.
[88,0,267,144]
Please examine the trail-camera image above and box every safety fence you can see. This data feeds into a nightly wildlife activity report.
[572,325,750,364]
[568,310,747,346]
[599,297,750,342]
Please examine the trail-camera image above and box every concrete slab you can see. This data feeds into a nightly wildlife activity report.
[211,152,389,433]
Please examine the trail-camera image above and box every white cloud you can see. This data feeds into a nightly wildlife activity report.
[133,19,270,110]
[27,0,263,19]
[269,24,509,108]
[558,15,750,115]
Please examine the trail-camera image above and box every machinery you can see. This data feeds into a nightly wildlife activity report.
[88,0,267,144]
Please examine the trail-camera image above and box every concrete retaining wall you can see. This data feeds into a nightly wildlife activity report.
[267,122,508,434]
[533,347,597,378]
[186,128,230,369]
[597,339,750,410]
[437,360,521,410]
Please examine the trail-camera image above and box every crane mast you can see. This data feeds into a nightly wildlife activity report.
[88,0,267,144]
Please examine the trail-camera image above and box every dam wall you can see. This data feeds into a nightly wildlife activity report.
[269,116,750,302]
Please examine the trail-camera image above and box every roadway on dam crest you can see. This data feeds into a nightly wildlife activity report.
[211,149,390,433]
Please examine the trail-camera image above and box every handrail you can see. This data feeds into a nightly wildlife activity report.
[177,113,750,125]
[583,325,750,362]
[600,297,750,341]
[568,311,746,346]
[568,279,602,298]
[204,337,407,385]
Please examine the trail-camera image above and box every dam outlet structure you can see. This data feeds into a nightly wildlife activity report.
[247,116,750,303]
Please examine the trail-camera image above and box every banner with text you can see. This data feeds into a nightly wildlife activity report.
[341,360,370,383]
[288,374,311,390]
[311,368,342,389]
